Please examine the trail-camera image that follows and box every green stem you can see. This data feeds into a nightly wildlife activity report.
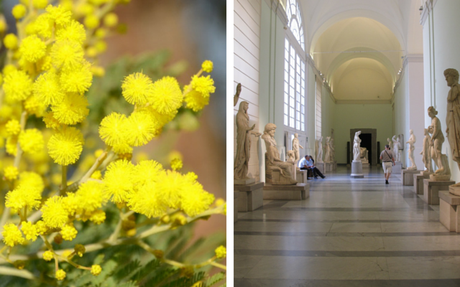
[0,266,36,280]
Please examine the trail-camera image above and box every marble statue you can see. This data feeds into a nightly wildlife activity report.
[420,128,433,174]
[261,123,297,185]
[392,135,401,162]
[287,150,295,163]
[234,83,241,107]
[406,129,417,170]
[315,136,323,163]
[353,131,362,162]
[428,106,450,177]
[330,129,335,162]
[445,68,460,186]
[292,133,304,169]
[234,101,261,180]
[324,136,333,163]
[360,147,369,164]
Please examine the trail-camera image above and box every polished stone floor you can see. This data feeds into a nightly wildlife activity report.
[234,166,460,287]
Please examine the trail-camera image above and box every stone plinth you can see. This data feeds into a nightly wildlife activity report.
[450,185,460,196]
[235,182,264,212]
[234,178,255,185]
[296,170,308,183]
[316,163,325,174]
[351,161,364,178]
[263,183,309,200]
[423,179,455,205]
[234,191,238,223]
[401,170,421,186]
[392,162,402,173]
[362,162,370,169]
[439,191,460,232]
[413,172,432,194]
[430,174,451,181]
[325,162,334,172]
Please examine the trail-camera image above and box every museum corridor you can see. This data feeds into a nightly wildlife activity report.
[234,166,460,287]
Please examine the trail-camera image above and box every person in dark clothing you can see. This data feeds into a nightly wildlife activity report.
[299,155,325,179]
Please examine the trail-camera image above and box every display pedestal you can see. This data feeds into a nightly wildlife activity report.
[235,182,264,212]
[362,162,370,169]
[316,163,325,174]
[449,185,460,196]
[439,191,460,232]
[296,170,308,183]
[351,161,364,178]
[263,183,309,200]
[401,170,420,186]
[413,172,431,195]
[423,179,455,205]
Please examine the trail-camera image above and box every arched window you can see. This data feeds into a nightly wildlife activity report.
[285,0,304,50]
[284,0,305,132]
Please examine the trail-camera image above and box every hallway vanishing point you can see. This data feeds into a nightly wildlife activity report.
[235,166,460,287]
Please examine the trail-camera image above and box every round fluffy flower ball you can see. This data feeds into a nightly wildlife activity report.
[48,127,84,166]
[20,35,47,63]
[121,72,153,106]
[3,33,18,50]
[55,269,66,280]
[41,196,69,229]
[12,4,27,19]
[33,0,48,9]
[2,223,24,247]
[43,250,54,261]
[5,119,21,136]
[215,245,226,259]
[3,70,33,102]
[19,129,45,155]
[91,265,102,276]
[149,76,183,116]
[201,60,213,73]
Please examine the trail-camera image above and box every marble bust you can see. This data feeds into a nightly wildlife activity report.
[315,136,323,163]
[406,129,417,170]
[445,68,460,186]
[261,123,297,185]
[292,133,304,169]
[234,100,261,180]
[353,131,362,162]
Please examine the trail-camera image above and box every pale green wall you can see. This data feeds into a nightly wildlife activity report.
[333,104,394,164]
[321,86,335,140]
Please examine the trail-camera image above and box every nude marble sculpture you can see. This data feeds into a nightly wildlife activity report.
[261,123,297,185]
[353,131,362,162]
[392,135,401,162]
[324,136,333,163]
[445,68,460,187]
[428,106,451,179]
[315,136,323,163]
[292,133,304,169]
[234,101,261,180]
[331,129,335,161]
[406,129,417,170]
[420,128,433,174]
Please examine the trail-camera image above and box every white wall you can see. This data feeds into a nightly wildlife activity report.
[234,0,261,179]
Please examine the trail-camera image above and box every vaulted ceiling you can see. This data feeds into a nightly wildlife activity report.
[284,0,424,102]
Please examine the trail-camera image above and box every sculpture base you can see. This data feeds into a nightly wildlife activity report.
[407,166,417,171]
[413,173,431,195]
[296,170,308,183]
[351,161,364,178]
[362,162,370,169]
[401,170,421,186]
[234,178,256,185]
[439,191,460,232]
[263,183,309,200]
[235,182,264,212]
[430,174,451,181]
[423,179,455,205]
[449,185,460,196]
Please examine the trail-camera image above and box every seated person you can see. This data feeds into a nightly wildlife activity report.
[299,155,325,179]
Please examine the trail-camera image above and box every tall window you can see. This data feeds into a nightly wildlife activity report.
[315,76,322,138]
[284,0,305,132]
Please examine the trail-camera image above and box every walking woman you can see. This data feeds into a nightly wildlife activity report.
[380,144,395,184]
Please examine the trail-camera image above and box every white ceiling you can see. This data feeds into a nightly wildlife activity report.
[285,0,424,101]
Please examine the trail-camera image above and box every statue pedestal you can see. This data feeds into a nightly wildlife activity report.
[423,179,455,205]
[450,185,460,196]
[439,191,460,232]
[351,161,364,178]
[263,183,309,200]
[392,162,402,173]
[430,174,451,181]
[234,178,255,185]
[235,182,264,212]
[316,163,325,174]
[413,172,431,195]
[296,170,308,183]
[362,162,370,169]
[401,170,421,186]
[325,162,335,172]
[234,191,238,223]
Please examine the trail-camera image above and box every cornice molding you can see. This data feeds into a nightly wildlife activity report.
[420,0,438,26]
[335,100,392,105]
[263,0,288,25]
